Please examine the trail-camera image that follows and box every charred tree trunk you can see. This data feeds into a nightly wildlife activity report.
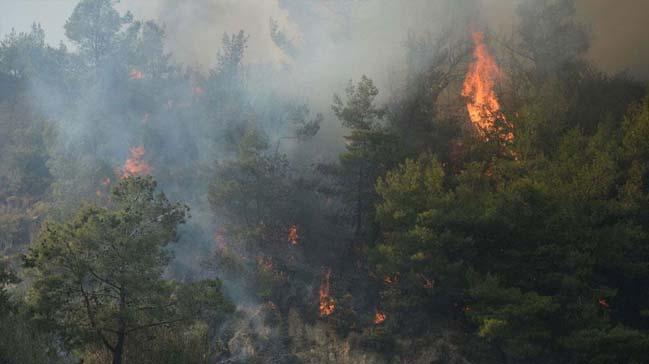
[112,290,127,364]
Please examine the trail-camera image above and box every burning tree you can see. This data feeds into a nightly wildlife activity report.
[122,146,152,178]
[319,268,335,317]
[462,32,513,142]
[374,309,386,325]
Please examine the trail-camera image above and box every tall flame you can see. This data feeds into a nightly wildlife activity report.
[462,32,512,141]
[319,268,335,317]
[122,146,152,178]
[288,224,299,245]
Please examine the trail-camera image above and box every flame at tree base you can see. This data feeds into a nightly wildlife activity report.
[319,268,335,317]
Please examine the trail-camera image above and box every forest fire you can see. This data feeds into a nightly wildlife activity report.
[374,309,386,324]
[461,32,512,141]
[288,224,298,245]
[122,146,152,178]
[319,268,335,317]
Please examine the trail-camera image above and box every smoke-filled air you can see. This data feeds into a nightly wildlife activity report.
[2,0,649,363]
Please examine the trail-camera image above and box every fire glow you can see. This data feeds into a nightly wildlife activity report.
[461,32,512,141]
[129,69,144,80]
[374,309,386,325]
[122,146,152,178]
[288,224,299,245]
[319,268,335,317]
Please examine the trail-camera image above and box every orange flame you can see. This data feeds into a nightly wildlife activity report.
[122,146,152,178]
[383,273,400,285]
[374,309,386,324]
[461,32,512,141]
[288,224,299,245]
[319,268,335,317]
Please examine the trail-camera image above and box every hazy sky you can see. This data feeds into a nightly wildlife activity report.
[0,0,647,79]
[0,0,77,46]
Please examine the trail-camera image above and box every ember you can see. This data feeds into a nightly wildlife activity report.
[383,273,399,285]
[598,298,610,309]
[374,309,386,324]
[319,268,335,317]
[288,224,298,245]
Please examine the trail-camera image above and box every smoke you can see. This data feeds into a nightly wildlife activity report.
[119,0,300,67]
[1,1,647,360]
[575,0,649,79]
[5,0,646,278]
[116,0,649,83]
[3,0,648,81]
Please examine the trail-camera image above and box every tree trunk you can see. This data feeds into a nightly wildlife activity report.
[112,331,125,364]
[354,165,363,237]
[113,289,127,364]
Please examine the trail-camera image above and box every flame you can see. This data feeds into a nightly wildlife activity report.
[598,298,610,309]
[288,224,299,245]
[129,69,144,80]
[461,32,512,141]
[383,273,399,285]
[122,146,152,178]
[374,309,386,324]
[319,268,335,317]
